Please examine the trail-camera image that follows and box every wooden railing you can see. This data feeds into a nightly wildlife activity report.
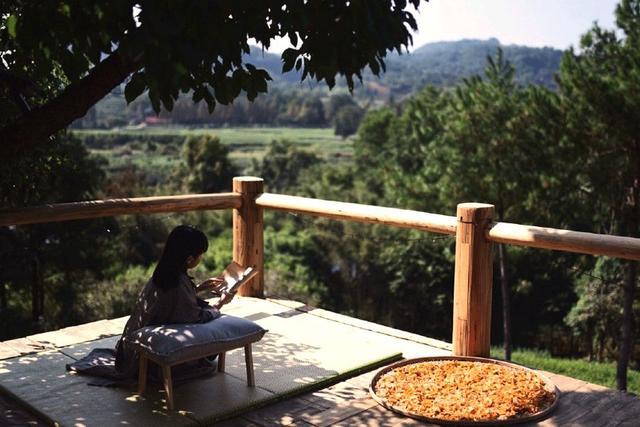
[0,193,241,225]
[1,176,639,358]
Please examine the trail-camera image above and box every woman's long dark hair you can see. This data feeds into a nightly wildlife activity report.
[152,225,208,290]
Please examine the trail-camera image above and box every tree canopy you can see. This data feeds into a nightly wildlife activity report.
[0,0,424,157]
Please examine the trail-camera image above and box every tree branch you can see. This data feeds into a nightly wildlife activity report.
[0,50,140,158]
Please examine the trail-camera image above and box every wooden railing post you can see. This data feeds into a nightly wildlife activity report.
[452,203,495,357]
[233,176,264,297]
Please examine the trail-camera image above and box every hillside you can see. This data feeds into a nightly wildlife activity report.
[387,38,562,92]
[244,38,562,94]
[76,39,563,128]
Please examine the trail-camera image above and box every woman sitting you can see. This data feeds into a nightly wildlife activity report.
[68,225,233,384]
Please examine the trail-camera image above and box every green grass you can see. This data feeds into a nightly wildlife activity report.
[490,347,640,394]
[75,126,352,179]
[76,126,353,159]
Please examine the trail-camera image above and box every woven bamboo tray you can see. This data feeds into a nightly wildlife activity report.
[369,356,560,426]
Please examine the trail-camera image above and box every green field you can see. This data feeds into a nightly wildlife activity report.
[491,347,640,394]
[76,126,351,172]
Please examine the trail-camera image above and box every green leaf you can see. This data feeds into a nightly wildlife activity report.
[161,94,174,111]
[148,89,161,114]
[192,86,206,103]
[369,59,380,75]
[206,97,216,114]
[281,48,297,73]
[124,73,146,103]
[288,31,298,47]
[6,15,17,38]
[255,76,268,93]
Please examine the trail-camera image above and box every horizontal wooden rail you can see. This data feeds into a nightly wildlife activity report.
[255,193,458,235]
[2,188,638,261]
[0,193,242,226]
[488,222,640,261]
[256,193,640,260]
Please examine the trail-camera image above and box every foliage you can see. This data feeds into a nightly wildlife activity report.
[491,347,640,395]
[397,38,563,91]
[0,134,116,335]
[179,134,238,193]
[253,140,321,193]
[344,46,621,357]
[200,227,233,278]
[325,93,360,122]
[263,216,328,305]
[279,162,456,339]
[559,0,640,239]
[287,95,326,126]
[70,39,565,131]
[0,132,105,208]
[75,127,349,184]
[557,0,640,389]
[334,104,365,138]
[565,259,624,362]
[74,264,152,324]
[1,0,424,155]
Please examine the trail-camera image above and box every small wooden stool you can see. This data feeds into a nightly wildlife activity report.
[126,315,266,411]
[137,342,256,411]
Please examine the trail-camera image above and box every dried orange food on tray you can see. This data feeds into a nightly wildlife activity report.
[370,356,559,426]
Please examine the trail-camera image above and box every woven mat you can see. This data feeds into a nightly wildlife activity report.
[0,298,402,426]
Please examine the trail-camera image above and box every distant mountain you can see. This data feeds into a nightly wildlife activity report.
[78,39,563,128]
[245,38,562,97]
[395,38,563,89]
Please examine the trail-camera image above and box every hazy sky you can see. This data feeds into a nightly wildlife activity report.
[267,0,620,52]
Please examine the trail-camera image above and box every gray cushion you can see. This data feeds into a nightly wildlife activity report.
[126,315,266,364]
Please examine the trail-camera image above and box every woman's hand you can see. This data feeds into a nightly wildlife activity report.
[196,277,225,295]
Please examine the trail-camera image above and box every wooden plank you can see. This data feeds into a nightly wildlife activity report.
[242,395,324,426]
[300,397,378,427]
[256,193,457,236]
[211,419,262,427]
[604,394,640,425]
[0,393,48,426]
[452,203,494,357]
[106,316,129,331]
[331,404,429,426]
[303,380,371,409]
[64,319,122,339]
[488,221,640,261]
[28,329,89,348]
[542,372,588,392]
[0,193,242,226]
[0,343,20,360]
[2,337,54,355]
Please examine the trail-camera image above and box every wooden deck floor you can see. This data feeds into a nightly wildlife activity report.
[213,367,640,426]
[2,298,640,426]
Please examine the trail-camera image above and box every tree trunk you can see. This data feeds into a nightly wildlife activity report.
[587,327,594,362]
[0,282,6,312]
[498,243,512,360]
[617,140,640,391]
[30,254,42,324]
[0,50,140,158]
[30,258,37,322]
[617,261,637,390]
[34,254,44,327]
